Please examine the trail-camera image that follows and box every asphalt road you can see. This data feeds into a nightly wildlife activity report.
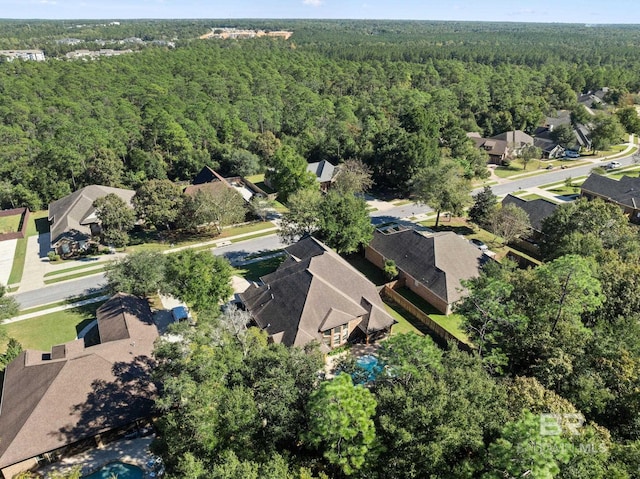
[14,150,638,309]
[13,234,288,309]
[477,154,639,197]
[14,274,107,309]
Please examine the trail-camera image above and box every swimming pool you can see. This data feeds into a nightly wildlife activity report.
[355,354,384,382]
[83,462,144,479]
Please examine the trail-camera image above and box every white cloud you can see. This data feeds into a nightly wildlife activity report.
[39,0,58,4]
[303,0,323,7]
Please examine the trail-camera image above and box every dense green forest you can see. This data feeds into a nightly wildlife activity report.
[1,20,640,209]
[3,19,640,478]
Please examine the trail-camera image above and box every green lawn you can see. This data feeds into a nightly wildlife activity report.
[234,255,287,282]
[7,210,50,285]
[44,266,107,285]
[245,173,277,195]
[0,214,22,234]
[2,302,104,352]
[418,217,509,260]
[384,302,425,336]
[393,286,470,343]
[44,261,109,277]
[343,253,389,286]
[127,221,276,254]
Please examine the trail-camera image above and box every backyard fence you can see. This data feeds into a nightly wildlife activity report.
[0,207,30,241]
[382,284,474,352]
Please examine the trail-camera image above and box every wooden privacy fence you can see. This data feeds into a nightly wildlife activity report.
[0,207,30,241]
[382,284,474,352]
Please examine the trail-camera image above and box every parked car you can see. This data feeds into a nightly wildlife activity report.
[470,238,489,252]
[606,161,621,170]
[564,150,580,158]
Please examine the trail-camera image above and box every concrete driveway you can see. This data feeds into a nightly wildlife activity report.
[0,238,17,287]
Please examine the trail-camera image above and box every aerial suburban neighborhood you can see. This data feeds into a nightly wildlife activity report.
[1,13,640,479]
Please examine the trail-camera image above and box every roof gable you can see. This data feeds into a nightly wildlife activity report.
[369,229,486,303]
[502,194,559,231]
[306,160,336,183]
[239,237,394,349]
[0,294,157,469]
[581,174,640,209]
[48,185,135,246]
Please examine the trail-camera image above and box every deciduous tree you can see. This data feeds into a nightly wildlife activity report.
[163,250,233,311]
[93,193,136,247]
[413,160,472,227]
[105,251,166,298]
[490,203,531,244]
[133,179,184,231]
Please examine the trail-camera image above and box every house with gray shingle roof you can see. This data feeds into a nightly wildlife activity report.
[239,236,395,352]
[48,185,135,256]
[502,194,559,236]
[306,160,336,192]
[0,293,158,478]
[581,173,640,223]
[365,228,488,314]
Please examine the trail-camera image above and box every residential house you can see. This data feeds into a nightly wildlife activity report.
[48,185,135,256]
[306,160,337,192]
[365,228,488,315]
[535,111,592,152]
[239,236,395,352]
[578,88,609,109]
[189,165,273,202]
[581,173,640,223]
[467,132,509,164]
[0,294,158,478]
[501,194,559,244]
[467,130,535,165]
[490,130,535,154]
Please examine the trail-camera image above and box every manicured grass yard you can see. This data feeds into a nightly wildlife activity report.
[385,303,425,336]
[234,255,287,282]
[394,286,470,344]
[1,302,104,352]
[418,216,509,260]
[0,214,22,234]
[127,221,276,253]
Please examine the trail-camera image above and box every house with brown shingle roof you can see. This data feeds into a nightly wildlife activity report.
[581,173,640,223]
[239,236,395,352]
[0,293,158,478]
[365,228,488,315]
[48,185,135,256]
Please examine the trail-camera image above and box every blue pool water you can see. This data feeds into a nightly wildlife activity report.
[355,354,384,382]
[83,462,144,479]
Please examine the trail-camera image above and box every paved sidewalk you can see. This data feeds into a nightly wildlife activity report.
[4,294,110,324]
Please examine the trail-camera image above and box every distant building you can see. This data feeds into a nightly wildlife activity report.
[306,160,337,192]
[0,50,45,61]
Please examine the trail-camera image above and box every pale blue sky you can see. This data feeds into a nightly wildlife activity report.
[0,0,638,24]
